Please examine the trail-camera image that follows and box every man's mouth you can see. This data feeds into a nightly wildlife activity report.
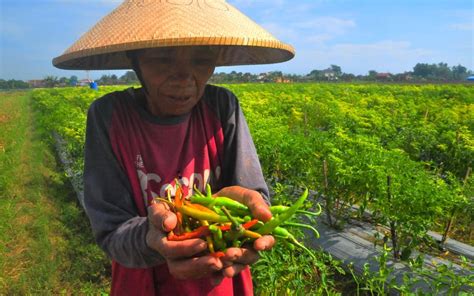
[167,95,192,102]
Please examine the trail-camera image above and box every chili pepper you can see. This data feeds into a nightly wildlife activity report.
[242,229,261,239]
[273,226,316,260]
[210,251,225,258]
[178,204,229,223]
[270,203,322,216]
[219,219,259,231]
[221,207,245,243]
[167,226,210,241]
[190,194,250,216]
[206,183,213,199]
[200,220,215,253]
[175,183,184,207]
[256,188,309,235]
[175,212,184,234]
[283,221,320,238]
[184,200,219,214]
[209,224,226,251]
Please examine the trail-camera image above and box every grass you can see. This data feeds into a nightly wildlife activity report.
[0,91,110,294]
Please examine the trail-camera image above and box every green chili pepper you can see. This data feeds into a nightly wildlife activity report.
[209,224,226,251]
[270,203,322,216]
[273,226,316,260]
[283,221,320,238]
[190,194,250,216]
[256,188,309,235]
[221,206,245,242]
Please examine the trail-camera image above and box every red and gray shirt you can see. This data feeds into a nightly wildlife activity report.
[83,85,269,295]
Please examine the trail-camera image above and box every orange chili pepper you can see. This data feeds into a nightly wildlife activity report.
[184,200,219,214]
[210,251,225,258]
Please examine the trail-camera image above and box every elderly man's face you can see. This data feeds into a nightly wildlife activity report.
[137,47,217,117]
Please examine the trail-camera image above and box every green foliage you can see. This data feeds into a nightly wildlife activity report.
[29,83,473,294]
[225,83,473,248]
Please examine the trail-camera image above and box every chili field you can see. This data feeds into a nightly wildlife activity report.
[4,83,473,294]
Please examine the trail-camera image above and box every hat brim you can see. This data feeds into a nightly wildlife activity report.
[53,43,294,70]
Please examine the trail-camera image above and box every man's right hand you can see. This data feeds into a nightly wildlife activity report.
[145,201,224,281]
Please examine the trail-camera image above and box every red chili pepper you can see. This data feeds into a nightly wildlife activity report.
[167,226,210,241]
[219,219,259,231]
[210,251,225,258]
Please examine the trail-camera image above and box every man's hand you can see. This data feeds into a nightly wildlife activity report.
[146,201,223,280]
[213,186,275,279]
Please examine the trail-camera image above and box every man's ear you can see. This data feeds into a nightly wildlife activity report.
[127,50,149,95]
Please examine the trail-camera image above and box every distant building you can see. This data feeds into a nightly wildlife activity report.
[376,73,391,79]
[322,69,337,80]
[28,80,46,88]
[275,77,291,83]
[78,79,92,86]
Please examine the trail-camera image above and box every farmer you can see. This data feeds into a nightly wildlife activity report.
[53,1,294,295]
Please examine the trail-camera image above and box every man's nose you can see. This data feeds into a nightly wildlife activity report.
[172,60,193,83]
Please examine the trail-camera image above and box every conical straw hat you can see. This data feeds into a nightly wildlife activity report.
[52,0,295,70]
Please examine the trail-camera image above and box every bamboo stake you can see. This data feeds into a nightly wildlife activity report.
[323,159,333,226]
[387,175,399,259]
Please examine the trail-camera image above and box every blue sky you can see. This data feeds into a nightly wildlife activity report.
[1,0,472,80]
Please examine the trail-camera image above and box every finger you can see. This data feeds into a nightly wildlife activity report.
[222,263,247,278]
[241,190,272,222]
[168,255,223,280]
[147,201,177,232]
[216,186,272,222]
[223,247,259,265]
[159,237,208,259]
[253,235,275,251]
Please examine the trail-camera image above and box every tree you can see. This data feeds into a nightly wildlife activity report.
[413,63,433,78]
[330,65,342,77]
[0,79,29,89]
[435,62,450,80]
[58,77,70,86]
[120,71,138,84]
[43,76,59,87]
[69,75,78,86]
[368,70,378,80]
[452,64,467,80]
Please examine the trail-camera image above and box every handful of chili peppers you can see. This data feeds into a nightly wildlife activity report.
[155,183,321,259]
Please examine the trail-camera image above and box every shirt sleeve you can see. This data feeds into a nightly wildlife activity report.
[205,86,270,203]
[83,93,164,268]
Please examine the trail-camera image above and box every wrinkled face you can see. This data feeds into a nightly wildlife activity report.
[136,47,217,117]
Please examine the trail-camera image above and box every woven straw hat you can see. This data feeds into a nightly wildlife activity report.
[52,0,295,70]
